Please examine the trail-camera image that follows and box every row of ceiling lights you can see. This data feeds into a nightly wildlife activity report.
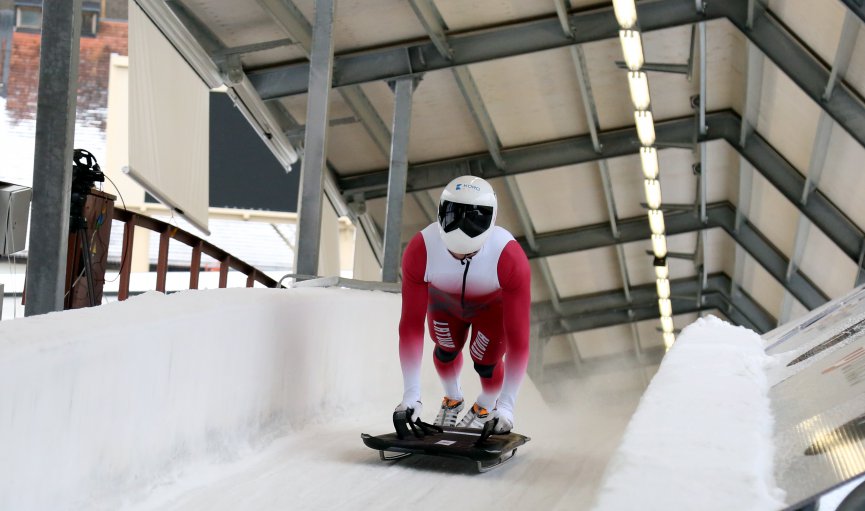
[613,0,676,349]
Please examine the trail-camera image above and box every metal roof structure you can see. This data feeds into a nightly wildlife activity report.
[136,0,865,367]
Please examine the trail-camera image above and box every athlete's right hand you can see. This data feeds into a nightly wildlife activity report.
[395,400,423,422]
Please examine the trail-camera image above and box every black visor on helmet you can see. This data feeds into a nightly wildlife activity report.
[438,200,494,238]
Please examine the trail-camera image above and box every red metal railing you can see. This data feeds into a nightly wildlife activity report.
[112,208,279,300]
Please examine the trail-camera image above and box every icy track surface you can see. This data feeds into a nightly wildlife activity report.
[0,287,645,510]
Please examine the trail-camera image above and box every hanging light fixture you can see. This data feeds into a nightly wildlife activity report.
[619,30,644,71]
[659,298,673,317]
[628,71,651,110]
[612,0,638,29]
[640,146,659,179]
[651,234,667,258]
[635,110,655,145]
[644,179,662,209]
[648,209,665,234]
[656,277,671,299]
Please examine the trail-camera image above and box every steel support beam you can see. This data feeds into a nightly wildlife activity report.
[838,0,865,25]
[340,111,704,199]
[257,0,392,158]
[517,201,827,309]
[294,0,335,277]
[341,112,864,285]
[25,0,82,316]
[732,40,764,303]
[248,0,712,99]
[381,78,414,283]
[534,273,774,336]
[247,0,865,151]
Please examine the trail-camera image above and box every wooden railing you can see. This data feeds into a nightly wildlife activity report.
[112,208,279,300]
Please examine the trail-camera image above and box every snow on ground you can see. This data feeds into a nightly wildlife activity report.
[0,286,645,510]
[592,316,786,511]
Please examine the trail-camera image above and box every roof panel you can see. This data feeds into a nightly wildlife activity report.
[740,253,786,319]
[798,222,858,300]
[757,61,822,175]
[621,238,653,287]
[582,37,631,130]
[547,245,624,298]
[817,121,865,233]
[182,0,308,66]
[292,0,428,52]
[747,171,798,259]
[766,0,846,66]
[468,48,588,146]
[705,140,740,205]
[436,0,558,32]
[407,70,489,162]
[326,124,390,173]
[514,163,610,233]
[709,20,748,115]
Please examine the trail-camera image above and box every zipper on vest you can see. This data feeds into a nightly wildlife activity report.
[460,257,472,310]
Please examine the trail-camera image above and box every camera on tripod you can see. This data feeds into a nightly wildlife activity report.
[70,149,105,232]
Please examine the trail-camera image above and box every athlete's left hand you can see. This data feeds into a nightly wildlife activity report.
[491,408,513,433]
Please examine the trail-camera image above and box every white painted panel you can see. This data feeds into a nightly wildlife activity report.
[547,246,623,297]
[817,122,865,232]
[574,324,634,359]
[799,221,858,300]
[747,171,798,259]
[353,224,381,282]
[470,48,587,146]
[757,62,821,175]
[129,3,210,233]
[515,163,609,233]
[767,0,845,65]
[740,253,786,319]
[488,178,525,239]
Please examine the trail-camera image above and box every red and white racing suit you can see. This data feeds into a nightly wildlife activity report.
[399,223,531,417]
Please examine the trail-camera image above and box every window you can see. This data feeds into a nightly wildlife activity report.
[15,6,41,31]
[81,10,98,37]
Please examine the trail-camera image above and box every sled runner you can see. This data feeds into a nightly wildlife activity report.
[361,410,530,472]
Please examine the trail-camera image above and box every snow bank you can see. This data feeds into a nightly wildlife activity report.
[0,287,405,510]
[592,315,786,510]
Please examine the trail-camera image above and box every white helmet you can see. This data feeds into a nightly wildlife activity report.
[438,176,498,255]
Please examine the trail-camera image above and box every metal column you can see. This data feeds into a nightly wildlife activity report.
[381,78,415,283]
[24,0,82,316]
[294,0,335,277]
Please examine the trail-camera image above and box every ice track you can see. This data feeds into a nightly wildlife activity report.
[0,287,644,510]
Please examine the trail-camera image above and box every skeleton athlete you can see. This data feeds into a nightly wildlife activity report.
[396,175,531,433]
